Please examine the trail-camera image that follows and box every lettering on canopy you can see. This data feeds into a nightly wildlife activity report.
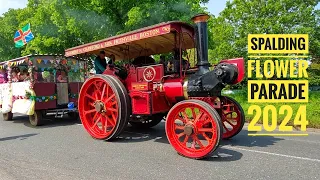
[65,25,171,57]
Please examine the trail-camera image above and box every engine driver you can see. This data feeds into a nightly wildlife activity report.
[94,50,107,74]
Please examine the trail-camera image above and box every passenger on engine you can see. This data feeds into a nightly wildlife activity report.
[167,48,189,74]
[0,69,8,83]
[107,54,115,67]
[94,50,107,74]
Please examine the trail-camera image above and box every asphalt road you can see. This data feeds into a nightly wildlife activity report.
[0,115,319,180]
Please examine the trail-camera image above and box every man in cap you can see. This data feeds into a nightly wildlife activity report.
[94,51,107,74]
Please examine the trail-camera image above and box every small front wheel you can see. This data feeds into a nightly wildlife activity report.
[165,100,222,159]
[29,110,44,126]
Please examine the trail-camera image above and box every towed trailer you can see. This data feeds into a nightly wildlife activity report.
[65,14,245,159]
[0,54,87,126]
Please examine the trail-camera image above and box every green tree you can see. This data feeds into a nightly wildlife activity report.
[209,0,320,62]
[0,0,208,61]
[0,9,23,60]
[208,0,320,88]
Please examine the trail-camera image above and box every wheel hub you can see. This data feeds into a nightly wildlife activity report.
[184,124,194,136]
[94,101,105,113]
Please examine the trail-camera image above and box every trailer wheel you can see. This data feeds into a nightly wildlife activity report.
[78,75,130,140]
[165,100,222,159]
[3,112,13,121]
[219,96,245,139]
[29,110,43,126]
[129,113,165,129]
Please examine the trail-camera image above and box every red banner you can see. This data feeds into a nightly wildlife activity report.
[65,25,171,57]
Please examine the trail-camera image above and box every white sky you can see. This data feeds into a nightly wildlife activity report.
[0,0,28,15]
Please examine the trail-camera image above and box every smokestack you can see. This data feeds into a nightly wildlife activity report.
[191,13,210,75]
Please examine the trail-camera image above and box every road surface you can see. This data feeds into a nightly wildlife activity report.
[0,115,319,180]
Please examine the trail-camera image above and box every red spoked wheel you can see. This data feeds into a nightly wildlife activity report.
[165,100,222,159]
[220,96,245,139]
[78,75,130,140]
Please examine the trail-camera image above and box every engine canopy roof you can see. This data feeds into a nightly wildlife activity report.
[64,21,195,61]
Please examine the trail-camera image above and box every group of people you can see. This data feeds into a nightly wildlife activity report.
[0,67,30,83]
[94,49,190,75]
[0,66,69,84]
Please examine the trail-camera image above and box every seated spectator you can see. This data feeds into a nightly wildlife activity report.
[11,68,20,82]
[18,69,29,82]
[0,69,8,83]
[57,70,68,82]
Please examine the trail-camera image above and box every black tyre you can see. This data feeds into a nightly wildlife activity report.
[29,110,44,126]
[3,112,13,121]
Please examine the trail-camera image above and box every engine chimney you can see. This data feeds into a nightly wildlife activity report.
[191,13,211,75]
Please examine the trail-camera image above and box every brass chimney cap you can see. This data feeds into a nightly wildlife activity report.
[191,13,210,23]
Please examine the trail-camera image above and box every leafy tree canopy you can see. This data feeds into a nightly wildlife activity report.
[0,0,208,60]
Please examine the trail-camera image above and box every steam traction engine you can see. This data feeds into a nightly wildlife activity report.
[65,14,245,159]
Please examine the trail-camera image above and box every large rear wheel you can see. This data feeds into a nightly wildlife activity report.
[78,75,130,140]
[165,100,222,159]
[220,96,245,139]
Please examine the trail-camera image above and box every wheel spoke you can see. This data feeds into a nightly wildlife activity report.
[103,116,108,133]
[182,135,189,145]
[222,122,230,131]
[104,94,115,104]
[100,117,106,132]
[111,112,117,125]
[101,84,106,100]
[175,124,184,130]
[191,108,197,120]
[107,115,116,127]
[85,109,96,115]
[194,136,204,148]
[93,82,101,97]
[85,94,96,101]
[191,139,196,149]
[224,119,235,127]
[91,112,99,121]
[198,128,214,133]
[107,108,117,112]
[202,132,211,142]
[180,111,189,123]
[177,132,185,138]
[194,111,204,123]
[91,116,101,129]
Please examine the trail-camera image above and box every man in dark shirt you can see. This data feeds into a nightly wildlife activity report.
[94,51,107,74]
